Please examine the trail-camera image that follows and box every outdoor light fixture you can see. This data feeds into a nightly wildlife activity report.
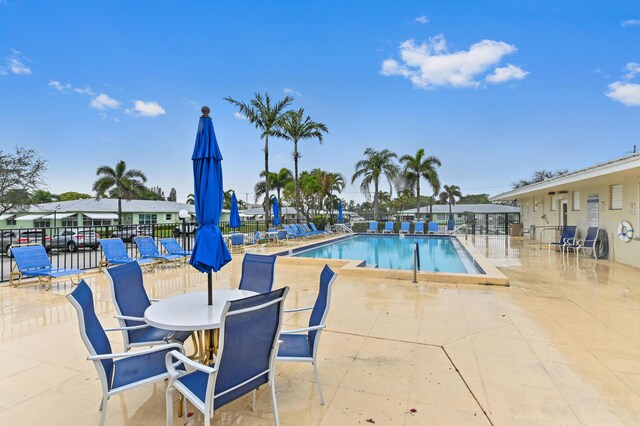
[178,209,189,219]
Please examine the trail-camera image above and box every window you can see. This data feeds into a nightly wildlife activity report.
[84,219,111,226]
[34,220,51,228]
[572,192,580,211]
[165,213,172,221]
[550,197,557,211]
[610,184,623,210]
[6,218,16,226]
[62,219,78,227]
[139,214,157,224]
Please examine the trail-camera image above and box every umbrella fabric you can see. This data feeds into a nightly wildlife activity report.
[189,115,232,273]
[338,200,344,223]
[272,197,280,226]
[230,192,242,228]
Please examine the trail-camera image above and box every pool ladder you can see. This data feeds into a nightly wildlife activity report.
[412,241,420,284]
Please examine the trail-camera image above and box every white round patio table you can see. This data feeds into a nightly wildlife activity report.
[144,289,257,331]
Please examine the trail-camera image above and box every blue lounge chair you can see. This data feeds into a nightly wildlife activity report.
[447,220,456,234]
[134,236,184,267]
[310,223,328,234]
[229,233,245,253]
[283,225,300,240]
[304,223,321,236]
[104,262,193,351]
[367,221,379,233]
[278,265,337,405]
[159,238,192,257]
[165,287,289,426]
[238,253,277,294]
[99,238,156,272]
[9,244,83,290]
[428,222,439,234]
[548,225,577,252]
[297,224,314,238]
[414,221,425,234]
[382,221,394,233]
[67,281,184,425]
[565,226,599,258]
[276,229,288,245]
[399,222,411,234]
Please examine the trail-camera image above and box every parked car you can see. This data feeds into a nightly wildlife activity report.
[111,225,153,242]
[50,228,101,252]
[1,229,52,257]
[173,223,197,237]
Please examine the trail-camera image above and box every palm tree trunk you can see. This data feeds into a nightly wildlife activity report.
[429,199,433,221]
[277,188,282,224]
[373,180,379,220]
[416,180,421,220]
[294,140,300,224]
[264,134,271,229]
[449,198,453,220]
[118,198,122,225]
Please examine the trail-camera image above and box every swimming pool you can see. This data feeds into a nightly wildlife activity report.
[292,235,483,274]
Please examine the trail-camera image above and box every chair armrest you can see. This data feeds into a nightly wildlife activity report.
[114,314,146,322]
[284,306,314,313]
[150,299,159,303]
[165,350,216,376]
[281,324,325,334]
[105,324,149,332]
[88,343,184,360]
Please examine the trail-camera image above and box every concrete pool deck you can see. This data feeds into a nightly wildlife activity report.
[0,235,639,424]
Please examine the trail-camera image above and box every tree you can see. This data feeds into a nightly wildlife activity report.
[167,188,177,202]
[279,108,328,223]
[186,193,194,205]
[58,191,92,201]
[319,171,345,223]
[351,148,399,220]
[225,92,293,228]
[129,186,165,201]
[0,147,46,215]
[458,193,491,204]
[92,160,147,225]
[254,168,293,223]
[31,190,58,204]
[439,185,462,219]
[512,169,569,189]
[400,148,441,220]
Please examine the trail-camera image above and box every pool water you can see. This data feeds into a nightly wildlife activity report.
[293,235,481,274]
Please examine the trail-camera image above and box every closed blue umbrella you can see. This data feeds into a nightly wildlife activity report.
[189,106,232,305]
[230,192,242,229]
[338,200,344,224]
[272,196,280,226]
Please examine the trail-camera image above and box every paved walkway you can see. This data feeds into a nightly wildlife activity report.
[0,236,638,424]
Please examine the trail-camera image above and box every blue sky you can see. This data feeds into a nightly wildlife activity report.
[1,1,639,204]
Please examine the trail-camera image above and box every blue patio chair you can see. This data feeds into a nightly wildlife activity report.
[428,221,439,234]
[9,244,83,290]
[67,281,184,426]
[310,223,328,234]
[254,230,268,245]
[367,221,379,233]
[99,238,156,272]
[229,233,245,253]
[159,238,192,257]
[565,226,599,258]
[447,220,456,234]
[278,264,337,405]
[104,262,193,351]
[283,225,300,240]
[134,236,184,267]
[414,221,425,234]
[165,287,289,426]
[238,253,277,294]
[303,223,322,236]
[296,224,314,238]
[399,222,411,234]
[382,221,394,233]
[276,229,288,245]
[548,225,577,252]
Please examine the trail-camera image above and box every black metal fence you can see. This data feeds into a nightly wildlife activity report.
[350,213,521,235]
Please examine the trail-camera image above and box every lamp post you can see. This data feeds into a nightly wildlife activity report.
[53,204,61,231]
[178,209,189,249]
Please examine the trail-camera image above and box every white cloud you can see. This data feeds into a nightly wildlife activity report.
[606,82,640,106]
[283,87,301,97]
[49,80,71,92]
[234,111,247,120]
[381,34,524,89]
[127,100,166,117]
[486,64,529,83]
[74,86,95,95]
[90,93,120,110]
[415,15,429,24]
[621,19,640,27]
[1,49,31,75]
[624,62,640,80]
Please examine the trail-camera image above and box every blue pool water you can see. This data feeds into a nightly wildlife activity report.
[293,235,482,274]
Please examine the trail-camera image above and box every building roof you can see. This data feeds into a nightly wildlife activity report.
[243,206,300,216]
[400,204,520,214]
[15,199,197,214]
[491,152,640,201]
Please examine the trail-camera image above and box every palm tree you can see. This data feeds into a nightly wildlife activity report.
[279,108,328,223]
[186,193,194,205]
[400,149,441,220]
[351,148,399,220]
[225,92,293,228]
[92,160,147,225]
[439,185,462,220]
[320,172,345,223]
[254,168,293,224]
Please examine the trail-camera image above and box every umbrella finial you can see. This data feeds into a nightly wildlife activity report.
[201,106,210,118]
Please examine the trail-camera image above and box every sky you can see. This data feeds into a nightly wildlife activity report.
[1,1,639,204]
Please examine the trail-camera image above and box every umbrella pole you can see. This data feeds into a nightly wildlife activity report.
[208,272,212,305]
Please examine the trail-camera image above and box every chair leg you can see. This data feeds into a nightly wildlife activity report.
[312,361,325,405]
[270,382,280,426]
[166,387,174,426]
[99,396,109,426]
[252,389,257,411]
